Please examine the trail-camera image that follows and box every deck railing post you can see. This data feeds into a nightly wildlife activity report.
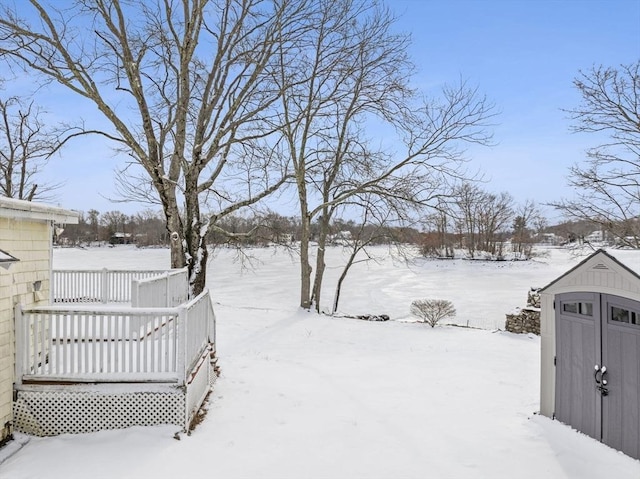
[131,278,139,308]
[101,268,109,303]
[14,303,24,387]
[176,307,187,386]
[163,272,168,307]
[50,271,55,304]
[207,291,216,345]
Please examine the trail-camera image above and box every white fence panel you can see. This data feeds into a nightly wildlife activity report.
[17,305,180,382]
[16,290,215,385]
[167,268,189,306]
[183,291,216,376]
[52,271,103,303]
[53,269,168,304]
[131,268,188,308]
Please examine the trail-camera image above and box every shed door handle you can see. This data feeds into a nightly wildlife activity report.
[595,364,609,396]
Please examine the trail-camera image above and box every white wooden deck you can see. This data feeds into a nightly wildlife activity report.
[13,268,217,436]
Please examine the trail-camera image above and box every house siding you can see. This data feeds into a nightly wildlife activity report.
[0,217,51,442]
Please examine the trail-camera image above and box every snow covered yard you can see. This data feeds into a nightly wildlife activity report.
[2,246,640,478]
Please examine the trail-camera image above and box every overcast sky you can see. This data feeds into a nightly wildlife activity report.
[21,0,640,220]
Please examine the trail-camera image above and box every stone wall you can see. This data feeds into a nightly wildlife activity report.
[505,288,541,335]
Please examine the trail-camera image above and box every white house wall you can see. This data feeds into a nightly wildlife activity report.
[0,217,52,442]
[539,251,640,419]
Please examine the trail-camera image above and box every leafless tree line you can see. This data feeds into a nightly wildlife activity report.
[62,207,421,248]
[422,183,546,259]
[62,208,169,246]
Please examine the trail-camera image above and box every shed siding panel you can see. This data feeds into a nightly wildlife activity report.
[555,307,598,439]
[621,333,640,459]
[585,271,595,287]
[604,329,623,450]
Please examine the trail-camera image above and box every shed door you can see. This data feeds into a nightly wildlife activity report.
[555,292,600,440]
[601,294,640,460]
[555,292,640,460]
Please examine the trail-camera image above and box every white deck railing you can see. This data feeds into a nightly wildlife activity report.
[15,291,216,385]
[131,268,189,308]
[52,269,174,304]
[183,291,216,376]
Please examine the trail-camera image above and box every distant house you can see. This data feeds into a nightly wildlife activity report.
[109,232,133,245]
[539,249,640,460]
[329,230,352,245]
[0,197,78,445]
[585,230,606,244]
[537,233,560,246]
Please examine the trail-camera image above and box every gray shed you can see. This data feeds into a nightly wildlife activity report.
[539,249,640,460]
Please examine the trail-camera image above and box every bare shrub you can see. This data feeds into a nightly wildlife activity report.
[410,299,456,327]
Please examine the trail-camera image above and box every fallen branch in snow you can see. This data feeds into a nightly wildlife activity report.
[332,313,390,322]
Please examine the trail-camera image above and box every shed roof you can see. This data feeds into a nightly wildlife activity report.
[0,197,78,224]
[540,249,640,294]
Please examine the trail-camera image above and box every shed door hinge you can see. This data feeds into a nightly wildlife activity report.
[554,356,557,366]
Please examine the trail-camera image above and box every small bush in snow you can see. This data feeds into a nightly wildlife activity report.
[410,299,456,327]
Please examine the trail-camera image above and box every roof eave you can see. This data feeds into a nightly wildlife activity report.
[540,248,640,293]
[0,197,79,224]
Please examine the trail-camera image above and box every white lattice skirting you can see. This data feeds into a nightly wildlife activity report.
[14,355,217,436]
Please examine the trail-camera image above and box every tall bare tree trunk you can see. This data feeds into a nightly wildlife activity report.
[184,171,209,296]
[333,248,358,314]
[299,214,313,309]
[167,209,185,268]
[311,208,330,313]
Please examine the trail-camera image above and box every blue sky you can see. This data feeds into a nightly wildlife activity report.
[29,0,640,220]
[390,0,640,220]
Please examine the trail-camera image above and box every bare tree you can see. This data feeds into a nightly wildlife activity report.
[87,209,100,242]
[0,95,63,200]
[452,183,484,257]
[0,0,312,295]
[274,0,494,310]
[553,61,640,248]
[476,191,513,256]
[101,210,128,240]
[422,200,456,258]
[512,199,543,257]
[451,183,513,258]
[331,196,407,314]
[132,209,167,246]
[410,299,456,328]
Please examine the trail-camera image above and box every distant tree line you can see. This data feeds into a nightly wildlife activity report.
[421,183,546,259]
[61,193,550,257]
[60,208,423,248]
[60,209,169,247]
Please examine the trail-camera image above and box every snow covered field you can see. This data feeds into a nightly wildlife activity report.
[2,245,640,478]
